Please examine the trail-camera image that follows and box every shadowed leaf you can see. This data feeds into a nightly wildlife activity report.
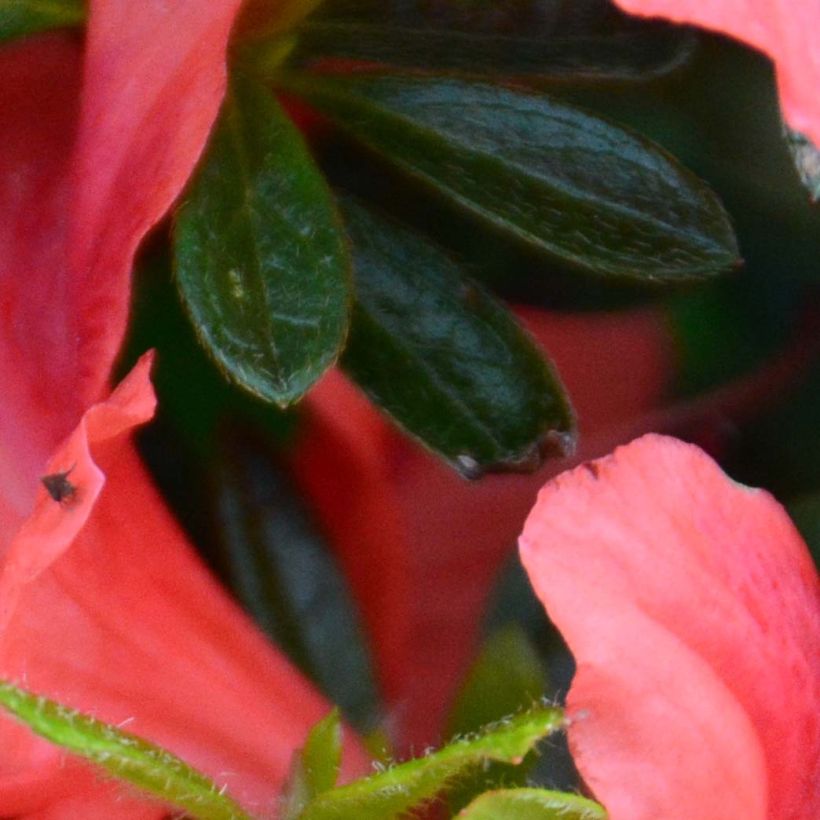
[341,201,575,477]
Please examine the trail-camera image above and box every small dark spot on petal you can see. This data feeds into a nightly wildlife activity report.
[41,467,77,504]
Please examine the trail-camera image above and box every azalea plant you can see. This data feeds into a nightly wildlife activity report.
[0,0,818,818]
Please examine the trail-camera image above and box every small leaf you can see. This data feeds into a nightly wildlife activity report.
[341,201,575,477]
[0,680,250,820]
[458,787,606,819]
[448,626,548,737]
[0,0,84,42]
[282,709,343,820]
[212,429,380,728]
[174,71,351,408]
[299,705,564,820]
[291,21,696,83]
[784,125,820,203]
[298,709,343,795]
[280,73,739,281]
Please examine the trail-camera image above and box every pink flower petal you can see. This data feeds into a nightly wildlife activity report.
[0,34,83,538]
[0,359,368,815]
[70,0,244,404]
[613,0,820,147]
[0,5,370,814]
[0,0,244,500]
[519,434,820,820]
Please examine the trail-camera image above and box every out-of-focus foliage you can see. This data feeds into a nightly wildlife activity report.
[0,0,83,42]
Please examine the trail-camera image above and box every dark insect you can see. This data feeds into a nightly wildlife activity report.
[41,467,77,504]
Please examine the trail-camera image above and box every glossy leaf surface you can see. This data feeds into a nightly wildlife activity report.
[283,73,739,281]
[0,0,83,42]
[0,681,251,820]
[299,706,564,819]
[175,72,350,407]
[341,202,575,477]
[212,430,380,728]
[458,788,605,819]
[292,21,696,82]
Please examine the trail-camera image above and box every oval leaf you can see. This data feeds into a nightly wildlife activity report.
[341,201,575,477]
[0,680,250,820]
[300,706,564,820]
[458,788,606,819]
[0,0,84,42]
[174,72,351,407]
[291,21,696,83]
[281,73,739,281]
[212,428,380,728]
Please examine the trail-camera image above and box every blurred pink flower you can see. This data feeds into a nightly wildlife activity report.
[520,434,820,820]
[613,0,820,147]
[0,2,366,815]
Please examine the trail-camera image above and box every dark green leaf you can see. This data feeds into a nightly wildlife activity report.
[212,429,380,728]
[174,72,351,408]
[341,201,575,477]
[448,626,548,737]
[0,680,250,820]
[458,788,605,819]
[291,21,696,83]
[282,709,343,820]
[299,705,564,820]
[788,494,820,569]
[784,126,820,203]
[280,73,739,281]
[0,0,84,42]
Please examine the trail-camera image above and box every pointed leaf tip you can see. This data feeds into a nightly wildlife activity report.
[299,705,564,819]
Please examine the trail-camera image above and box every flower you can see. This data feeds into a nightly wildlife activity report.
[0,3,366,815]
[293,307,672,750]
[519,434,820,820]
[612,0,820,148]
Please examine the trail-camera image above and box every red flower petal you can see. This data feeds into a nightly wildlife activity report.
[70,0,244,404]
[0,4,370,814]
[0,0,243,477]
[294,308,671,749]
[0,33,83,541]
[0,358,368,815]
[519,434,820,820]
[613,0,820,147]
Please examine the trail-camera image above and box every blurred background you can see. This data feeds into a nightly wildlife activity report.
[117,0,820,800]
